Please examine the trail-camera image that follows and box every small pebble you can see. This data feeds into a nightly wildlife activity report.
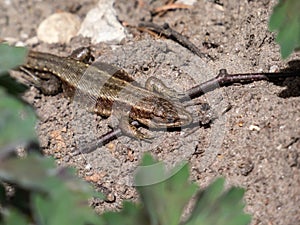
[238,159,254,176]
[177,0,197,5]
[25,36,39,45]
[269,65,279,73]
[85,172,105,183]
[105,193,116,203]
[85,163,92,171]
[249,124,261,131]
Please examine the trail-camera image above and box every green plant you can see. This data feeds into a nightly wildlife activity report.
[0,155,103,225]
[100,154,251,225]
[0,44,103,225]
[269,0,300,58]
[0,44,36,157]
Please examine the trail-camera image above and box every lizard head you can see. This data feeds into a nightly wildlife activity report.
[131,96,192,129]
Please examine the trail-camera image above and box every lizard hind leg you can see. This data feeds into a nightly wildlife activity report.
[145,77,187,100]
[19,66,62,95]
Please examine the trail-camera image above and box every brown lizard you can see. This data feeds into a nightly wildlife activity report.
[20,49,193,139]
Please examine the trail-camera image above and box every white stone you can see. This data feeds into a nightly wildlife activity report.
[37,12,81,44]
[78,0,126,44]
[269,65,279,73]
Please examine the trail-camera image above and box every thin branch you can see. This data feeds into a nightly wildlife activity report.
[181,69,300,100]
[152,3,191,14]
[138,22,212,60]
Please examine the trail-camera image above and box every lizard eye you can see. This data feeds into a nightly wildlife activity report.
[155,109,164,117]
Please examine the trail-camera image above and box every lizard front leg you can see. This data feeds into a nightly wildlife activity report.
[118,113,151,140]
[119,118,147,139]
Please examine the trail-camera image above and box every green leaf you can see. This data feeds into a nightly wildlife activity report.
[32,188,101,225]
[100,153,198,225]
[269,0,300,58]
[0,154,62,192]
[0,44,34,155]
[0,154,104,225]
[101,201,147,225]
[0,44,28,96]
[0,88,37,157]
[0,154,102,197]
[2,208,29,225]
[183,178,251,225]
[185,178,225,221]
[135,153,198,225]
[0,44,27,74]
[0,74,27,96]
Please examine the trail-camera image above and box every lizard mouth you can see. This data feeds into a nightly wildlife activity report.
[147,109,193,128]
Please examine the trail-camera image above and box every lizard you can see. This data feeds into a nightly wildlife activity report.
[19,48,193,139]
